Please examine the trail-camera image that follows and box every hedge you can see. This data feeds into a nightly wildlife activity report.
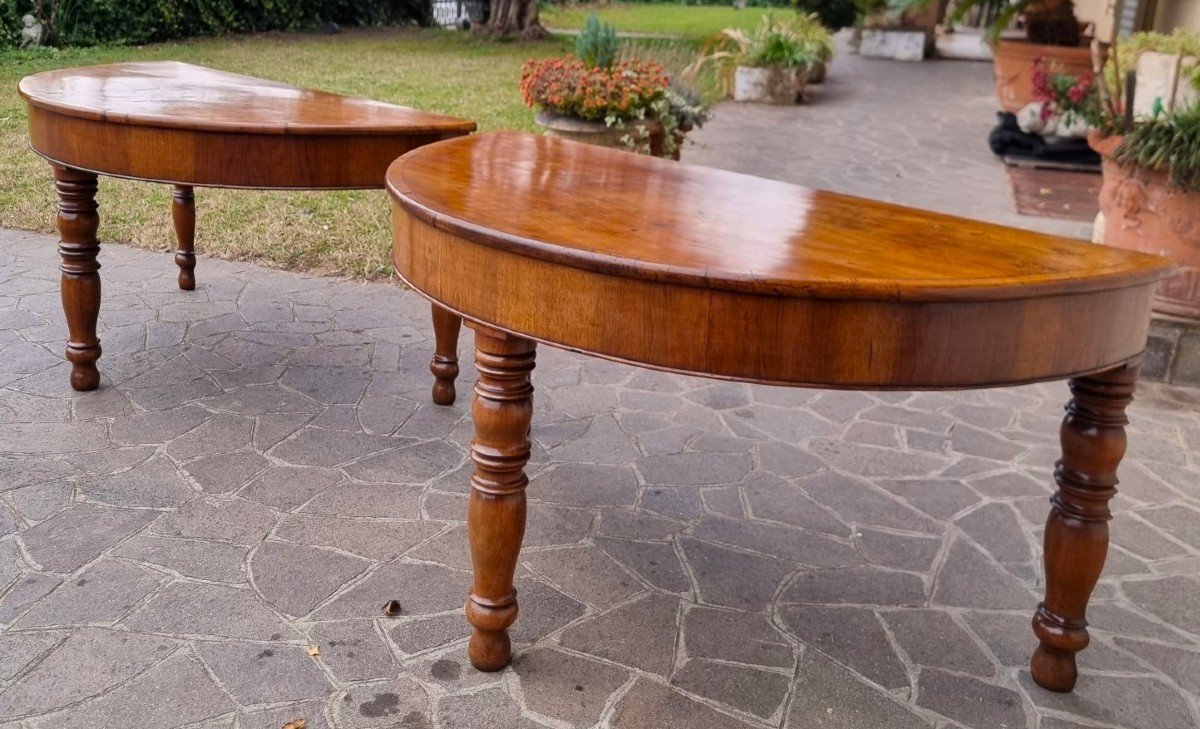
[2,0,434,48]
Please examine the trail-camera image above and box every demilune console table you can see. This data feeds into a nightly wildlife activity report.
[19,61,475,393]
[387,132,1175,693]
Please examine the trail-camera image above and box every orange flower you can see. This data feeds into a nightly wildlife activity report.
[518,55,668,122]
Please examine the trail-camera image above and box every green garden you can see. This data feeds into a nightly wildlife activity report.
[1,4,805,278]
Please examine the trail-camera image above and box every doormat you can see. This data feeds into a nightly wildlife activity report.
[1004,156,1101,222]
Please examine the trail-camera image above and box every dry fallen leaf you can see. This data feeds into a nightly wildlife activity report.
[282,719,306,729]
[308,645,320,656]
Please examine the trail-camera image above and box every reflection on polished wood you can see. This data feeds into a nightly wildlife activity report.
[21,61,474,391]
[386,131,1176,689]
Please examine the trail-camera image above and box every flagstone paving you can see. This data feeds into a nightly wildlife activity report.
[3,50,1200,729]
[2,224,1199,729]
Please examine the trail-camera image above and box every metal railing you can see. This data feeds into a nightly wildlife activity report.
[432,0,488,29]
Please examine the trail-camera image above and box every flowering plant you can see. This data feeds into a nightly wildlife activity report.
[1030,56,1099,127]
[519,56,669,123]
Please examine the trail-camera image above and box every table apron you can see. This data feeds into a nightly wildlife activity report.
[28,107,460,189]
[393,208,1155,390]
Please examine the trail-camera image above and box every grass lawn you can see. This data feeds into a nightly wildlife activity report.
[542,2,775,39]
[0,29,570,279]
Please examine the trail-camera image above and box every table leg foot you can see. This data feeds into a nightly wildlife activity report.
[430,303,462,405]
[54,166,102,392]
[1031,361,1137,693]
[172,185,196,291]
[464,324,535,672]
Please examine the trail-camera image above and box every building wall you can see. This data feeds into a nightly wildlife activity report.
[1075,0,1116,39]
[1154,0,1200,31]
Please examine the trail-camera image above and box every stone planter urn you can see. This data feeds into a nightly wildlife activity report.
[807,60,828,84]
[535,111,666,157]
[857,4,937,61]
[859,29,930,61]
[1090,132,1200,319]
[733,66,806,105]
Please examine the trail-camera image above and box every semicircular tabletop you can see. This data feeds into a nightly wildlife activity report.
[389,131,1166,302]
[21,61,476,188]
[388,132,1175,389]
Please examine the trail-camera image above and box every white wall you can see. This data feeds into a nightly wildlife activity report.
[1154,0,1200,31]
[1076,0,1116,40]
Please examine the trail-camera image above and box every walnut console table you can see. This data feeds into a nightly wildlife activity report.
[388,132,1175,693]
[19,61,475,392]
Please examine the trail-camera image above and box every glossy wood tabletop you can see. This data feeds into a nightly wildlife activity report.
[388,132,1175,389]
[20,61,475,136]
[390,131,1166,301]
[21,61,475,188]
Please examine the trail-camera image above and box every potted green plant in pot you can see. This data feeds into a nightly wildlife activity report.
[615,40,714,160]
[1082,32,1200,319]
[520,55,669,154]
[855,0,940,62]
[988,0,1094,114]
[521,14,708,159]
[790,0,853,76]
[793,12,837,82]
[697,14,833,105]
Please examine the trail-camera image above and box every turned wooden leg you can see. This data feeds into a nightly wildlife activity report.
[172,185,196,290]
[54,166,102,392]
[430,303,463,405]
[1031,361,1138,692]
[465,324,535,671]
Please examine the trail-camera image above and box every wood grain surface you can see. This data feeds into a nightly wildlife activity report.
[388,132,1174,389]
[21,61,475,188]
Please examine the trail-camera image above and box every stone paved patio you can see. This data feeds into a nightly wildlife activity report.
[3,50,1200,729]
[689,35,1092,240]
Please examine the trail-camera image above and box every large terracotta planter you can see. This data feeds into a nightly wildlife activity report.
[1091,132,1200,319]
[535,111,667,157]
[993,38,1093,114]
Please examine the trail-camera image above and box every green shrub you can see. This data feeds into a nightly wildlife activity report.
[792,0,855,29]
[1,0,434,48]
[575,11,618,68]
[1115,103,1200,191]
[2,0,28,46]
[1108,29,1200,94]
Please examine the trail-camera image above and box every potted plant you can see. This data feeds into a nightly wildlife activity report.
[520,55,670,153]
[855,0,940,62]
[1014,55,1097,141]
[520,14,707,159]
[615,39,714,159]
[894,0,1093,109]
[1079,33,1200,318]
[696,14,834,105]
[651,84,713,160]
[793,12,838,81]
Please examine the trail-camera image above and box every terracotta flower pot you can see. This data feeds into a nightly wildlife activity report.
[535,111,667,157]
[992,38,1093,114]
[1091,131,1200,319]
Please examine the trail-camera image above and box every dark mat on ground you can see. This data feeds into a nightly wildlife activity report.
[988,112,1100,167]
